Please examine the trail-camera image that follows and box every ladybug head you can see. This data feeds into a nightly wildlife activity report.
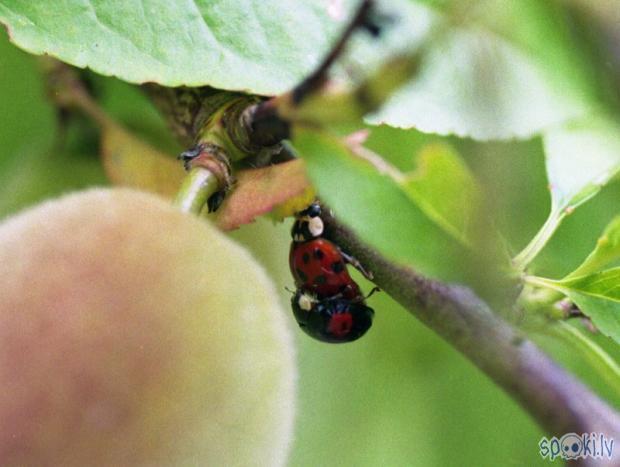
[303,202,322,218]
[291,202,323,242]
[291,290,374,343]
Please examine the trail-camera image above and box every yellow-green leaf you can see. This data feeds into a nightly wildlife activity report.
[101,123,185,197]
[534,269,620,344]
[567,215,620,279]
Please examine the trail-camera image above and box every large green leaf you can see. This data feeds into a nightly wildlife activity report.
[369,26,585,140]
[0,0,433,95]
[465,0,596,105]
[1,0,588,142]
[292,128,469,280]
[0,0,356,93]
[368,0,593,139]
[534,269,620,344]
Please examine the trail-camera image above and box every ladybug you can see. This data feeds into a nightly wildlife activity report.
[289,237,362,300]
[291,290,374,343]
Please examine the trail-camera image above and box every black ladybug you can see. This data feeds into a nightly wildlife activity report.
[291,290,374,343]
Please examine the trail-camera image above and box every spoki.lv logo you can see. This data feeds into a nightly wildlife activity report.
[539,433,614,461]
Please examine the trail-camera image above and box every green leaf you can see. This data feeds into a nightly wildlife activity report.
[466,0,597,106]
[367,27,586,140]
[533,269,620,344]
[292,128,469,281]
[0,0,432,95]
[400,143,481,246]
[513,118,620,270]
[367,0,599,140]
[568,215,620,279]
[0,0,357,93]
[0,0,433,95]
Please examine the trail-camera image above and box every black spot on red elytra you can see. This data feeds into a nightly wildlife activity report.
[290,238,362,300]
[314,274,327,285]
[296,268,307,282]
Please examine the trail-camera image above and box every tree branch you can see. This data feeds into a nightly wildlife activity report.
[322,211,620,442]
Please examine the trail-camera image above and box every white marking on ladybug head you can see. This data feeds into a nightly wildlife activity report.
[298,293,315,311]
[308,216,324,237]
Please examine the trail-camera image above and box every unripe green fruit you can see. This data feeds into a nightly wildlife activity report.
[0,188,296,466]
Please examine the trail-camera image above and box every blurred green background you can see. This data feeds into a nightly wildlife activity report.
[1,26,619,466]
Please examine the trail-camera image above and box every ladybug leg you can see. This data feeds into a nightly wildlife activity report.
[327,292,344,301]
[365,286,380,299]
[340,251,374,280]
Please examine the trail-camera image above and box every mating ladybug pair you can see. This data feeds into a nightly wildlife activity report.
[288,202,376,343]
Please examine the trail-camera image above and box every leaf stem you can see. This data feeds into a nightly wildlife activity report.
[173,167,220,215]
[522,275,567,309]
[512,209,565,271]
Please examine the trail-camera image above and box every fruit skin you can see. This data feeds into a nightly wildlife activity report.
[289,238,361,300]
[290,290,374,343]
[0,188,296,466]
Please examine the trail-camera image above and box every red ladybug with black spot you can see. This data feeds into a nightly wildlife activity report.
[289,237,362,300]
[291,290,374,343]
[289,201,367,300]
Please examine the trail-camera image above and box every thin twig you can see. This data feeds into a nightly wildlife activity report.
[246,0,390,146]
[291,0,375,104]
[322,211,620,443]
